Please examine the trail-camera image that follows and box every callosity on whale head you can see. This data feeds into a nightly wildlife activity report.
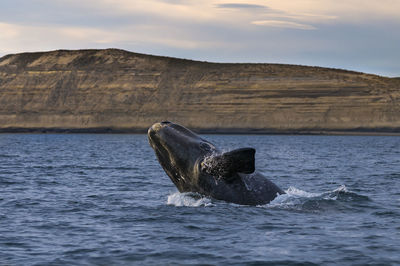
[148,121,285,205]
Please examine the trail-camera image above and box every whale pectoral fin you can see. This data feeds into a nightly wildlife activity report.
[222,148,255,174]
[201,148,256,181]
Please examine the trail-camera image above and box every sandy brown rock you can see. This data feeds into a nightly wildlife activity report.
[0,48,399,133]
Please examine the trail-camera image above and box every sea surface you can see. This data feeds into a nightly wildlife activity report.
[0,134,399,265]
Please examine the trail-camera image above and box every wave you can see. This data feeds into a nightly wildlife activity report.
[265,185,370,211]
[166,185,369,211]
[167,192,213,207]
[270,184,347,204]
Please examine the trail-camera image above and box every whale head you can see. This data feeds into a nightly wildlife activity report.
[148,121,216,191]
[148,121,256,193]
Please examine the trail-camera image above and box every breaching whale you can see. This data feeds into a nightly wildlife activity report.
[148,121,285,205]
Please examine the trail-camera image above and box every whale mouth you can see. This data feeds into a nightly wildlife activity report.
[148,121,206,191]
[148,122,190,191]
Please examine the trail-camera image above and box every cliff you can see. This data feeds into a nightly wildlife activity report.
[0,48,399,134]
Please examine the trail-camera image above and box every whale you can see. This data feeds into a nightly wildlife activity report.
[148,121,285,205]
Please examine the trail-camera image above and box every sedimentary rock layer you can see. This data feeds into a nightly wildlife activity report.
[0,49,399,133]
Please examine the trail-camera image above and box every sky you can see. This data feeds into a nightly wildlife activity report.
[0,0,399,77]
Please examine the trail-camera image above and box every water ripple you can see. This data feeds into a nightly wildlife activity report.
[0,134,399,265]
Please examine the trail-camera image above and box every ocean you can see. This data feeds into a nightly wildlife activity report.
[0,134,399,265]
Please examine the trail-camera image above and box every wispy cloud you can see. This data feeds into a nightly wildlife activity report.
[0,0,399,76]
[216,3,268,9]
[0,23,20,39]
[0,20,225,56]
[252,20,316,30]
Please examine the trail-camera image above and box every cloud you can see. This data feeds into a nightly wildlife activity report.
[0,23,20,39]
[216,3,268,9]
[0,0,400,76]
[95,0,217,22]
[252,20,317,30]
[249,0,400,23]
[0,20,225,56]
[0,22,114,54]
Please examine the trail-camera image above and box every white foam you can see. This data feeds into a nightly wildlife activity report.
[332,184,348,193]
[167,185,348,208]
[266,185,348,208]
[167,192,213,207]
[323,184,348,200]
[285,186,320,197]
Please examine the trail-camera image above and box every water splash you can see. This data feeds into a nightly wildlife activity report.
[265,185,368,211]
[332,184,348,193]
[167,192,213,207]
[286,186,321,197]
[166,185,369,210]
[265,186,320,209]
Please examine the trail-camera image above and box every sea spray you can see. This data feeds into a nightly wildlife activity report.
[167,192,213,207]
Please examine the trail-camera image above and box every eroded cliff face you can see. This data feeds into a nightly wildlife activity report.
[0,49,399,133]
